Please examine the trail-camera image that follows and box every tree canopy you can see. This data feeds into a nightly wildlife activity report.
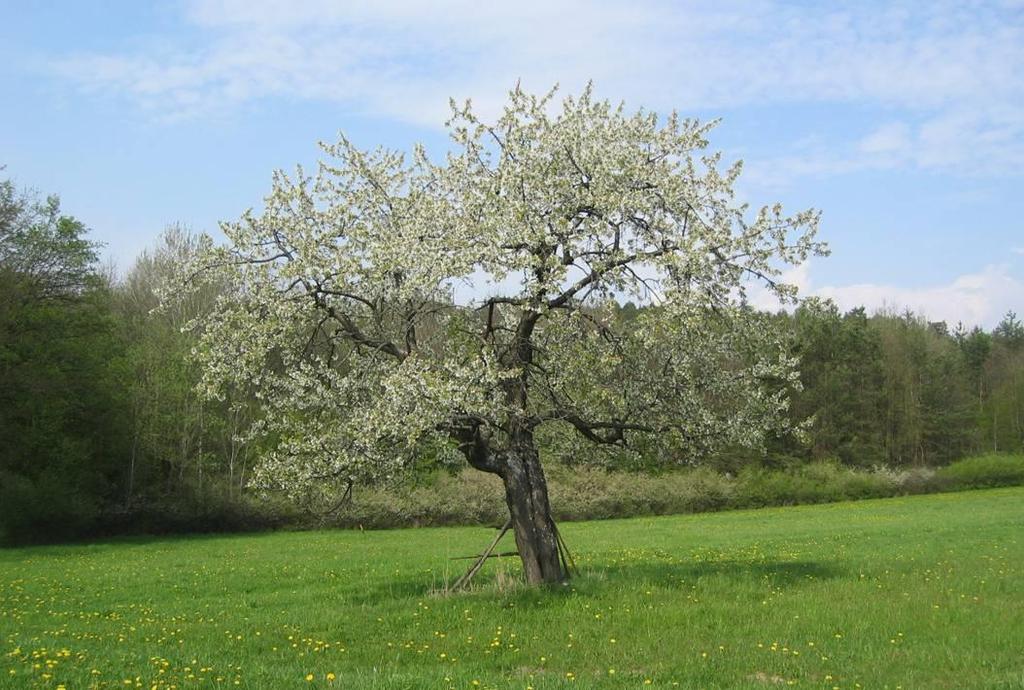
[0,178,128,543]
[177,85,825,583]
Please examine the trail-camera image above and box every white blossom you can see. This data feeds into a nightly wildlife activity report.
[169,84,826,500]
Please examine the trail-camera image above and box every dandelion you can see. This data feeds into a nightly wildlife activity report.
[327,672,336,682]
[305,673,314,682]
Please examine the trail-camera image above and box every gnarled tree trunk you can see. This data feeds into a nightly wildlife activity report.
[497,437,565,585]
[459,423,566,585]
[457,305,567,585]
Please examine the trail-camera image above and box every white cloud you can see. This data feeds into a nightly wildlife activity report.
[52,0,1024,170]
[816,264,1023,328]
[745,103,1024,188]
[746,262,813,313]
[859,122,912,156]
[753,262,1023,327]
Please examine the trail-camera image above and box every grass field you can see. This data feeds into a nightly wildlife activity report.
[2,488,1022,689]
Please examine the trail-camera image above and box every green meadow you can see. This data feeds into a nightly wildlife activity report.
[2,488,1022,690]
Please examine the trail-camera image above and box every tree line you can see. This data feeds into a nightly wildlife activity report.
[1,177,1021,544]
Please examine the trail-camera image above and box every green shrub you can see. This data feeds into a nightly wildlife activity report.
[937,454,1024,489]
[821,462,897,499]
[327,471,505,529]
[0,469,102,546]
[70,454,1024,538]
[732,461,899,508]
[673,468,736,512]
[735,466,825,507]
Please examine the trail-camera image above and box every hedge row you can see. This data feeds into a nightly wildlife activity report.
[318,453,1024,529]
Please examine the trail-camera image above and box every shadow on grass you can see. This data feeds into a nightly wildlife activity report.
[345,557,845,609]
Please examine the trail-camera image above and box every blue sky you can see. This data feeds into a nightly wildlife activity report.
[2,0,1022,326]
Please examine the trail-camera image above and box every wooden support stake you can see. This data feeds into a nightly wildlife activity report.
[553,522,577,577]
[449,518,512,592]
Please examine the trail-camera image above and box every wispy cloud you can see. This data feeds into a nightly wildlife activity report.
[752,261,1022,328]
[53,0,1024,178]
[745,104,1024,188]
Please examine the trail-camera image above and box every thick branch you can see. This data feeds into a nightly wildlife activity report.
[323,303,406,360]
[545,410,659,445]
[447,417,504,474]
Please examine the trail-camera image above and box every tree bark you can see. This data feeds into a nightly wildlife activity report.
[497,441,565,585]
[453,406,565,584]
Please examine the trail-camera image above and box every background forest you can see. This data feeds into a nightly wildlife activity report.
[2,179,1022,544]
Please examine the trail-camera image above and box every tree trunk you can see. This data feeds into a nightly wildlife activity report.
[498,445,565,585]
[456,416,565,585]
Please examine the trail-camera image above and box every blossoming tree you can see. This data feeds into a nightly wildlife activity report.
[181,86,824,585]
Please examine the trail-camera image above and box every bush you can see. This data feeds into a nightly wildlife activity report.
[539,466,734,521]
[872,465,937,494]
[328,471,506,529]
[15,454,1021,543]
[0,469,101,545]
[310,455,1024,531]
[733,461,894,508]
[936,454,1024,489]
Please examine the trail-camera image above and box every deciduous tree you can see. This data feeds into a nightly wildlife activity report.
[178,86,825,583]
